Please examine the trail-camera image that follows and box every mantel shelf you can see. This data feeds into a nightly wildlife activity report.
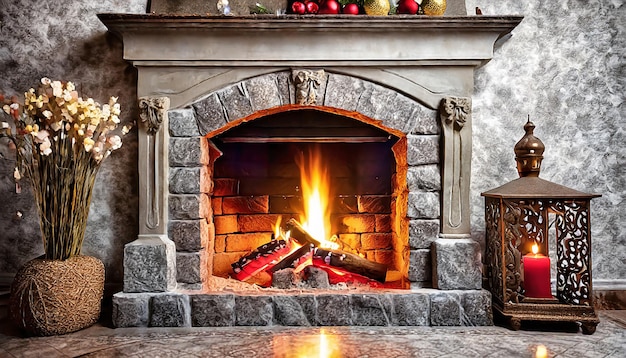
[98,14,523,66]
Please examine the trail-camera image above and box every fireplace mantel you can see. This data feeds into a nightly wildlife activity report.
[99,14,523,110]
[99,14,522,65]
[101,14,526,328]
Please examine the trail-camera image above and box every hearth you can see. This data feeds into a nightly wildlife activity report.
[98,14,523,327]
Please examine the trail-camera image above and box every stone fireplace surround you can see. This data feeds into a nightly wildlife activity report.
[98,14,523,327]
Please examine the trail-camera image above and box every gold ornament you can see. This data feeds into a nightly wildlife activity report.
[363,0,390,15]
[422,0,446,16]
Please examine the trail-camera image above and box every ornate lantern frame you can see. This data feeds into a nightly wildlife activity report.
[481,120,600,334]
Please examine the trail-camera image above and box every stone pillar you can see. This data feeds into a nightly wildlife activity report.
[439,96,472,237]
[123,96,176,293]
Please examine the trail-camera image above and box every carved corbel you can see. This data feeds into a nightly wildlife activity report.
[440,96,472,236]
[292,69,326,105]
[138,96,170,230]
[139,97,170,135]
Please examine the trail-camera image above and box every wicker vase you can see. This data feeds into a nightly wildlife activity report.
[9,255,105,336]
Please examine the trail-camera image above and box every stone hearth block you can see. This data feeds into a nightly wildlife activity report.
[169,194,211,220]
[408,249,431,282]
[351,294,392,326]
[407,135,439,165]
[169,167,211,194]
[169,137,209,167]
[168,109,200,137]
[407,165,441,191]
[324,74,365,111]
[378,93,425,134]
[112,293,150,328]
[317,294,353,326]
[169,219,208,251]
[193,93,227,136]
[407,192,440,219]
[191,294,236,327]
[429,291,462,326]
[391,293,430,326]
[176,251,204,284]
[409,219,440,249]
[123,236,176,293]
[150,293,191,327]
[218,84,254,121]
[245,75,283,111]
[275,71,293,104]
[273,294,316,326]
[432,238,482,290]
[235,295,274,326]
[461,290,493,326]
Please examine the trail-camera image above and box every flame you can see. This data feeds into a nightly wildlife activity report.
[297,146,339,250]
[531,243,539,255]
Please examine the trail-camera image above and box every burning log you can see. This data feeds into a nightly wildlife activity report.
[269,243,313,273]
[312,247,387,283]
[231,239,290,282]
[284,218,387,283]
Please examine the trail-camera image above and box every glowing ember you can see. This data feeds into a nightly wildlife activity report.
[296,146,339,250]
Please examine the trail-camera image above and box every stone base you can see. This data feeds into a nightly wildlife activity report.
[112,289,492,328]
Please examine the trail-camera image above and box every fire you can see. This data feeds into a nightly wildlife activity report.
[296,146,339,250]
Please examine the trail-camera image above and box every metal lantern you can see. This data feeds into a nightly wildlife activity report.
[481,119,600,334]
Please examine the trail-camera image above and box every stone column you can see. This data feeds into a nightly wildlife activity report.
[123,96,176,293]
[433,96,482,290]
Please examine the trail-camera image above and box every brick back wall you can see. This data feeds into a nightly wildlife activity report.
[210,141,398,278]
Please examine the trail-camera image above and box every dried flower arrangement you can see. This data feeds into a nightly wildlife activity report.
[1,77,131,260]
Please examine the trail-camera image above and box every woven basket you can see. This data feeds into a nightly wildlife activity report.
[10,255,105,336]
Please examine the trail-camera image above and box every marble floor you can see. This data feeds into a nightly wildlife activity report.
[0,311,624,358]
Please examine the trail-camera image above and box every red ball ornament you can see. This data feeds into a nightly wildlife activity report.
[342,3,360,14]
[291,1,306,14]
[306,1,319,13]
[397,0,419,14]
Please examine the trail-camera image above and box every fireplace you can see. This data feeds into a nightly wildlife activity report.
[99,14,523,327]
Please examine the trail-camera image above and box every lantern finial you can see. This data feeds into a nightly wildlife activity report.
[514,116,545,177]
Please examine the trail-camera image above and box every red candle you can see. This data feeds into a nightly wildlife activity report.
[523,244,552,298]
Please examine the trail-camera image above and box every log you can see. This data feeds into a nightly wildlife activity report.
[312,247,387,283]
[231,239,290,282]
[268,243,313,273]
[284,218,387,283]
[284,218,323,247]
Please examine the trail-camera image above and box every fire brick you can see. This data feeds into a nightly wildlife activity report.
[225,233,273,252]
[338,233,361,252]
[213,178,239,196]
[375,214,392,232]
[357,195,392,213]
[211,197,223,215]
[238,214,283,233]
[361,233,393,250]
[212,252,246,277]
[214,215,238,235]
[222,196,269,214]
[334,214,376,233]
[214,235,226,253]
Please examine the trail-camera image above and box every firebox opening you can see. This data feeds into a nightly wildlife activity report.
[207,108,408,288]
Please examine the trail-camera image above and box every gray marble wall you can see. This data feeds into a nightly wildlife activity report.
[0,0,624,288]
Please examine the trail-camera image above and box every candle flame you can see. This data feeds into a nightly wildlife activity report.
[531,243,539,255]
